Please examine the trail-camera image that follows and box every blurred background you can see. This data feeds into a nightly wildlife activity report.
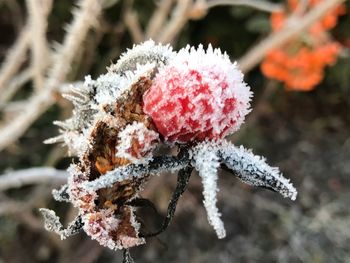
[0,0,349,262]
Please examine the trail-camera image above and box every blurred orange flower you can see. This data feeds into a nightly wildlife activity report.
[261,0,346,91]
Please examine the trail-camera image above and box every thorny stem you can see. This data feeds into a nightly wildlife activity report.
[122,249,134,263]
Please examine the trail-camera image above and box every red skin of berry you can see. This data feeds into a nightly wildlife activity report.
[143,67,240,143]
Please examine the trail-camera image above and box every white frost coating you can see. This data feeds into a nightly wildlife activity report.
[39,208,82,240]
[93,63,155,107]
[192,144,226,239]
[108,39,175,74]
[83,210,121,250]
[116,122,159,164]
[83,155,189,191]
[83,208,145,250]
[193,139,297,201]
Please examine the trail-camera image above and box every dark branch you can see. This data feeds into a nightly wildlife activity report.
[140,165,193,238]
[122,249,134,263]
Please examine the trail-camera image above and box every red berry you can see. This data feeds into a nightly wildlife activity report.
[143,45,252,143]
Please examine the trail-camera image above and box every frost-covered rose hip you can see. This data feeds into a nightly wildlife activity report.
[143,45,252,143]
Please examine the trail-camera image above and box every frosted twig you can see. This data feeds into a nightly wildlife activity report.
[238,0,346,73]
[0,0,103,152]
[26,0,53,91]
[145,0,174,39]
[0,27,30,93]
[0,68,32,105]
[206,0,284,12]
[157,0,192,43]
[0,167,68,191]
[124,8,144,43]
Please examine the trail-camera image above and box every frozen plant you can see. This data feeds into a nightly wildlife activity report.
[40,40,297,262]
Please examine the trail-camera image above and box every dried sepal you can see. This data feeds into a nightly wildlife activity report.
[83,151,191,191]
[52,184,70,202]
[39,208,83,239]
[216,140,297,200]
[192,144,226,239]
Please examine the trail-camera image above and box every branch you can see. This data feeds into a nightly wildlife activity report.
[26,0,53,91]
[0,68,32,106]
[124,8,144,43]
[0,27,30,93]
[0,167,68,191]
[238,0,346,73]
[146,0,174,39]
[0,0,103,152]
[157,0,192,43]
[206,0,284,12]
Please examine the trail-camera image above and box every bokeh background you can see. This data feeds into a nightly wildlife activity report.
[0,0,349,262]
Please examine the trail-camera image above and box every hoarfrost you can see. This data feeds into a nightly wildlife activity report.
[94,63,156,107]
[39,208,83,239]
[192,143,226,238]
[108,40,175,74]
[116,122,159,164]
[143,44,252,143]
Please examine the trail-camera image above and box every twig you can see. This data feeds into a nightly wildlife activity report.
[238,0,346,73]
[26,0,53,91]
[0,0,103,152]
[0,167,68,191]
[0,68,32,105]
[157,0,192,43]
[124,5,144,43]
[0,27,30,93]
[206,0,284,12]
[146,0,174,39]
